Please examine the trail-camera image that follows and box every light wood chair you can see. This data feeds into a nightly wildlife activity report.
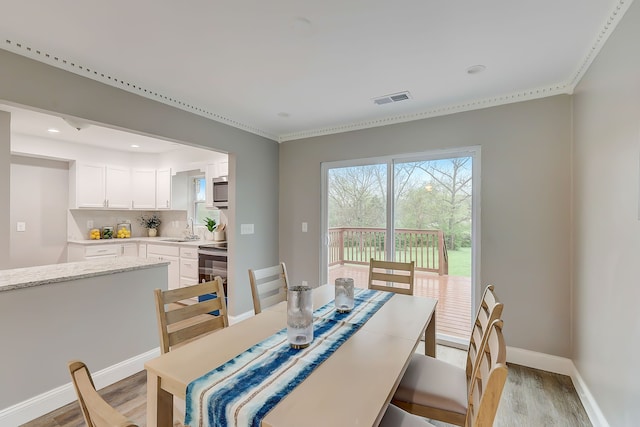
[379,404,437,427]
[466,319,508,426]
[368,258,415,295]
[68,360,137,427]
[154,277,228,354]
[392,284,504,426]
[248,262,290,314]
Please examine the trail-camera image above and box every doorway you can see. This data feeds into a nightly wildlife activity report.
[321,147,480,345]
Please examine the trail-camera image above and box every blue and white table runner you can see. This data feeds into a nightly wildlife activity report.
[185,288,394,427]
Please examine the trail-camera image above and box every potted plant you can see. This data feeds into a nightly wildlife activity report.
[139,214,161,237]
[204,217,217,240]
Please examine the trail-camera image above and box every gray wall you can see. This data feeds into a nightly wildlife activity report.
[10,155,68,267]
[0,265,166,410]
[572,1,640,425]
[280,96,572,357]
[0,48,280,315]
[0,111,9,269]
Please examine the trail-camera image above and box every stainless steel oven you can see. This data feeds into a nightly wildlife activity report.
[198,244,228,295]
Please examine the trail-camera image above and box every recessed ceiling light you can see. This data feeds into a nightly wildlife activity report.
[466,65,486,75]
[130,144,140,148]
[47,128,60,133]
[278,112,290,118]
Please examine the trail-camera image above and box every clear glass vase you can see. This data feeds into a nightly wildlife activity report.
[287,286,313,349]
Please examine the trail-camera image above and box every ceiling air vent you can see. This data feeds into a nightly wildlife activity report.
[373,91,412,105]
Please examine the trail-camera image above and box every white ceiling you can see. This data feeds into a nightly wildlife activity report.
[0,1,630,143]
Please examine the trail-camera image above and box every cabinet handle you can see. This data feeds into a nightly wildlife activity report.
[166,200,169,208]
[106,199,109,208]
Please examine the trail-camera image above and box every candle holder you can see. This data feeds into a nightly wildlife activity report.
[335,278,354,313]
[287,286,313,349]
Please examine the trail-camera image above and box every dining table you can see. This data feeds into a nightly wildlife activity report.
[145,284,437,427]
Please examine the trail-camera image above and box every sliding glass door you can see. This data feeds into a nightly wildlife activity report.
[321,148,479,343]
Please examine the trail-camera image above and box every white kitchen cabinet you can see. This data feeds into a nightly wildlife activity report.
[156,168,172,210]
[72,163,106,208]
[147,244,180,290]
[67,242,138,261]
[121,243,138,257]
[131,169,157,209]
[179,246,199,288]
[105,166,131,209]
[70,163,131,209]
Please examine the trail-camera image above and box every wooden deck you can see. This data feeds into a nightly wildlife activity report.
[329,264,472,340]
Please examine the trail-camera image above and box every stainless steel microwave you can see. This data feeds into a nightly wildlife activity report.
[212,177,228,209]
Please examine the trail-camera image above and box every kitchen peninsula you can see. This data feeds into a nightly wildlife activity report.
[0,257,169,425]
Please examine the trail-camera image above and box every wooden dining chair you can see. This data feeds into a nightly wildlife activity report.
[368,258,415,295]
[154,277,228,354]
[68,360,138,427]
[466,319,508,426]
[248,262,290,314]
[392,285,504,426]
[379,404,437,427]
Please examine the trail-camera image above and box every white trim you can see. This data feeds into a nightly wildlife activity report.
[506,345,574,375]
[229,309,254,325]
[506,346,609,427]
[0,348,160,426]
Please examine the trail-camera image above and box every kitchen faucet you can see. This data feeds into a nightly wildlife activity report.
[184,217,199,240]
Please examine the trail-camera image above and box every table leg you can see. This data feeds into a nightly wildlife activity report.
[147,370,173,427]
[424,312,436,357]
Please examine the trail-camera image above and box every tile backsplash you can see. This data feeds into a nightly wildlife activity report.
[68,210,194,240]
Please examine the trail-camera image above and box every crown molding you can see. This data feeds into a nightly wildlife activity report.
[278,83,571,142]
[1,40,279,142]
[566,0,634,92]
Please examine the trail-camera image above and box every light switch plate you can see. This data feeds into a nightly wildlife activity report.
[240,224,254,235]
[16,222,26,232]
[302,222,308,232]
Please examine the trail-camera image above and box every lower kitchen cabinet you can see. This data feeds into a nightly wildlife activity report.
[67,241,137,261]
[146,244,180,290]
[179,246,199,288]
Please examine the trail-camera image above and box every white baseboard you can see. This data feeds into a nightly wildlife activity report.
[0,348,160,426]
[507,346,609,427]
[229,309,254,325]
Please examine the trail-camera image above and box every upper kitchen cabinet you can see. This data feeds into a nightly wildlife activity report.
[70,163,130,209]
[156,168,172,210]
[131,169,157,209]
[105,165,131,208]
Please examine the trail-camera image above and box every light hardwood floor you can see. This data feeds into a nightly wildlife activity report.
[22,345,591,427]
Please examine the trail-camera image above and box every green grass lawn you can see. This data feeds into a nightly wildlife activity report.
[446,246,472,277]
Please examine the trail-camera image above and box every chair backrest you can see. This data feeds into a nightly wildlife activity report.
[154,277,228,354]
[248,262,289,314]
[466,319,508,427]
[368,258,415,295]
[466,285,504,384]
[68,360,138,427]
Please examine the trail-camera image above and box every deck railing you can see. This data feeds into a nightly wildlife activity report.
[328,227,448,275]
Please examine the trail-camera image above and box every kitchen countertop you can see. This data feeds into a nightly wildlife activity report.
[67,237,207,247]
[0,257,170,292]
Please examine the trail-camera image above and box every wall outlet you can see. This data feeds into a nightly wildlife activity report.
[87,220,94,229]
[302,280,308,287]
[16,222,26,232]
[240,224,254,235]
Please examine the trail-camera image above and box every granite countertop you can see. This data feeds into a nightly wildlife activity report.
[0,257,170,292]
[67,237,206,247]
